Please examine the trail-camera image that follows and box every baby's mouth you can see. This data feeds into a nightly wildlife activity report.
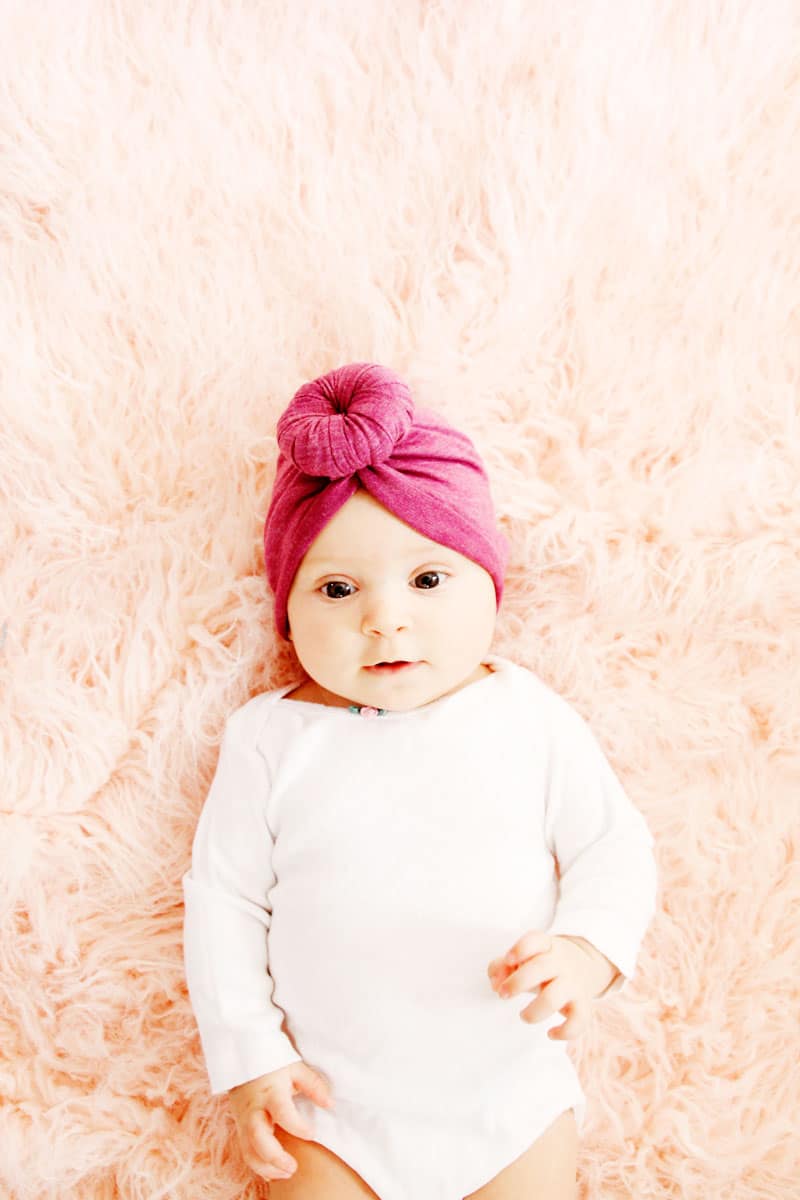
[364,661,421,674]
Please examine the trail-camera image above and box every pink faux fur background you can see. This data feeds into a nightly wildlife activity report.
[2,2,798,1197]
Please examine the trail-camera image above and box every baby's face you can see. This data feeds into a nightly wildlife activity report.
[286,489,497,711]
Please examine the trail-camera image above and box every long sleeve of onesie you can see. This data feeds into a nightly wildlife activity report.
[543,701,659,998]
[181,704,302,1094]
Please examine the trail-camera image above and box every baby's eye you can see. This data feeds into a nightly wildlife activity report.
[321,581,356,599]
[412,571,446,590]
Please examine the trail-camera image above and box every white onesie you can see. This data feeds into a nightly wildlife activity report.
[182,655,658,1199]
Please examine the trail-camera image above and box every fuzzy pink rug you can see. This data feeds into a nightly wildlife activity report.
[2,3,798,1197]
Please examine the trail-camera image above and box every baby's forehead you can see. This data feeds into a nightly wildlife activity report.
[301,491,455,568]
[302,538,455,571]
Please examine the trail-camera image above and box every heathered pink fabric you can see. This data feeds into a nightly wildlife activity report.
[263,362,509,640]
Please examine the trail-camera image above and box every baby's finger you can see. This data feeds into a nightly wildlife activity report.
[548,998,590,1041]
[269,1090,316,1141]
[294,1063,336,1112]
[243,1109,299,1179]
[518,973,571,1024]
[506,930,553,966]
[501,955,557,1000]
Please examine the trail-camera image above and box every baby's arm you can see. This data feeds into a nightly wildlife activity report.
[182,704,302,1094]
[542,701,659,998]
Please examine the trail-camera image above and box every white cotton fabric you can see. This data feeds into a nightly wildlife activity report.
[182,655,658,1199]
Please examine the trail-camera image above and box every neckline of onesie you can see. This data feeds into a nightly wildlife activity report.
[271,654,511,720]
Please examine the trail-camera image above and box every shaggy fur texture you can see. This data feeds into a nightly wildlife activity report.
[2,2,798,1197]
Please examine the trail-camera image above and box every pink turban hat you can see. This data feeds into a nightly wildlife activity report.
[263,362,509,641]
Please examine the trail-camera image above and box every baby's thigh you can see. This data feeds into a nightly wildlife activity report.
[268,1128,380,1200]
[464,1108,578,1200]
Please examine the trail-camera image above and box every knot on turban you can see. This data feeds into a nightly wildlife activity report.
[277,362,414,479]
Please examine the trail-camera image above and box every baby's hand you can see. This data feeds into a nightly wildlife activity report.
[227,1061,335,1182]
[487,930,619,1040]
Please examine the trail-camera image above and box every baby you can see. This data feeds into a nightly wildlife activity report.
[181,363,658,1200]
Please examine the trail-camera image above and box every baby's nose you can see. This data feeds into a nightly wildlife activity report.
[360,585,411,636]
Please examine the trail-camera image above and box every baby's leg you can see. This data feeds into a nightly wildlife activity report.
[268,1128,380,1199]
[464,1108,578,1200]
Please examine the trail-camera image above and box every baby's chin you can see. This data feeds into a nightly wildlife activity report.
[350,660,488,711]
[347,662,429,710]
